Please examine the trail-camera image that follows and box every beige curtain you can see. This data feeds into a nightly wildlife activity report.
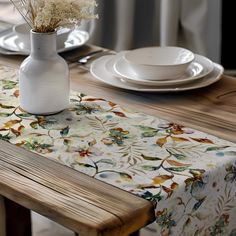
[84,0,221,62]
[160,0,208,55]
[0,0,22,25]
[160,0,221,63]
[0,0,221,62]
[83,0,161,51]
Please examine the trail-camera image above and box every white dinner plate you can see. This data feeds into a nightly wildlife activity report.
[90,55,224,92]
[109,52,214,86]
[0,28,89,55]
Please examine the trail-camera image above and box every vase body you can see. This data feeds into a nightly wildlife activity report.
[19,30,69,115]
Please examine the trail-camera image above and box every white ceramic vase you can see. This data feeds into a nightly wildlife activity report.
[19,30,69,115]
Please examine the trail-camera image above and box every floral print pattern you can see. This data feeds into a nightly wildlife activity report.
[1,65,236,235]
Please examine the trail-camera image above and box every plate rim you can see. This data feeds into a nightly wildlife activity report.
[0,28,89,55]
[90,55,224,93]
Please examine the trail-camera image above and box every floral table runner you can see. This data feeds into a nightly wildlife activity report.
[1,64,236,236]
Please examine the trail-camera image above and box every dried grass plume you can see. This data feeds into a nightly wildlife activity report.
[10,0,98,32]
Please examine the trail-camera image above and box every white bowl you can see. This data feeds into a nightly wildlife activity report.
[13,23,72,49]
[124,47,195,80]
[57,28,72,48]
[13,23,31,49]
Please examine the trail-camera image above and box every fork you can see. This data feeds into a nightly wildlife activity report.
[66,49,105,64]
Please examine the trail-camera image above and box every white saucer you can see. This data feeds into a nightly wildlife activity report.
[90,55,224,92]
[0,28,89,55]
[110,52,213,86]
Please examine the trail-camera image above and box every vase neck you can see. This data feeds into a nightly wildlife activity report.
[30,30,57,59]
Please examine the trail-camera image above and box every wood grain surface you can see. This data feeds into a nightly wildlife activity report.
[0,44,236,235]
[1,45,235,143]
[0,140,155,236]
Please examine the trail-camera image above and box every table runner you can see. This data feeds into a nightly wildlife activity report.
[0,64,236,236]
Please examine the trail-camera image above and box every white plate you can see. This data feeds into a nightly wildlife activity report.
[90,55,224,92]
[0,28,89,55]
[110,52,214,86]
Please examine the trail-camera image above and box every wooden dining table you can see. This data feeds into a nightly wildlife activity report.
[0,44,236,236]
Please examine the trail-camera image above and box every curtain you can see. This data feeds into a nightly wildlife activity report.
[83,0,161,51]
[0,0,22,25]
[160,0,208,55]
[160,0,221,63]
[84,0,221,63]
[0,0,221,62]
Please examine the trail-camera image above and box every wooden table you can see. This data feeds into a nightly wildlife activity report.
[0,45,236,236]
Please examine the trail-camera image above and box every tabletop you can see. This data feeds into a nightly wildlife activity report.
[0,45,236,236]
[1,45,235,143]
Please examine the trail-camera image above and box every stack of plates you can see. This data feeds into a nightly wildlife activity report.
[90,49,224,92]
[0,25,89,55]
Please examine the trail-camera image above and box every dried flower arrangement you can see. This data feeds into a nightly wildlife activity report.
[10,0,98,32]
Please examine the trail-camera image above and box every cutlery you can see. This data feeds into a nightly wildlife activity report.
[77,50,104,64]
[76,50,116,72]
[66,49,104,64]
[77,50,115,65]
